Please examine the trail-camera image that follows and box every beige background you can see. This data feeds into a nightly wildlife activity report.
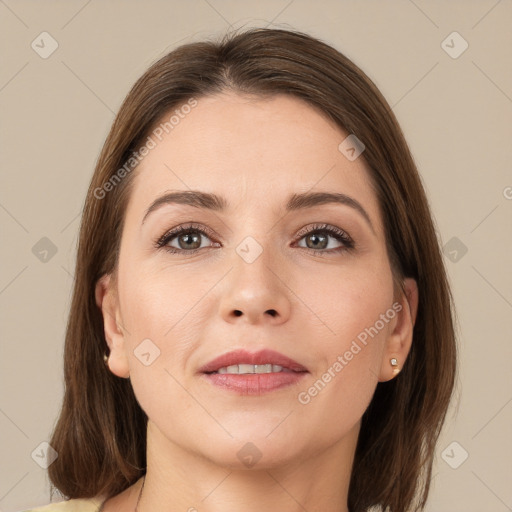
[1,1,511,511]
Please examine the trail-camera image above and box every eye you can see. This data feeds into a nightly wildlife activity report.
[154,222,354,256]
[294,223,354,254]
[154,223,219,254]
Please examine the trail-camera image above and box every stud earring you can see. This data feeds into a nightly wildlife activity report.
[390,357,400,375]
[103,352,109,366]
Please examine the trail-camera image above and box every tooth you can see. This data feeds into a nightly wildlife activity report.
[213,363,287,375]
[238,364,255,374]
[255,364,272,374]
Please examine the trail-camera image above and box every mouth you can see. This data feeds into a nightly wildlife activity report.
[199,348,308,395]
[198,348,308,374]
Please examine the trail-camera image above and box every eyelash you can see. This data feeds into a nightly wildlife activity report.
[153,222,355,257]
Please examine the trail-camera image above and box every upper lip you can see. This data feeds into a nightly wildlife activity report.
[199,349,308,374]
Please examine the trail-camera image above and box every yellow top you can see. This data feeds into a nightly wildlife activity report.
[21,497,106,511]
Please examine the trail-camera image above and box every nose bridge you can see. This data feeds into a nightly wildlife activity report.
[218,233,291,325]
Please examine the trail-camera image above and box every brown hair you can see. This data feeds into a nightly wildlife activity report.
[48,27,457,512]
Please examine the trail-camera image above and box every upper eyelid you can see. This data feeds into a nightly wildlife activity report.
[160,223,216,240]
[295,223,351,239]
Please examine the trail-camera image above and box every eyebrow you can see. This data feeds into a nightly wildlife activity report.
[142,190,375,232]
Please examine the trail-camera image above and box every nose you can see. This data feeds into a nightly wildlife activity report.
[218,244,292,325]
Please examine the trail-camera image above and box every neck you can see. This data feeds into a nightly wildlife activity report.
[136,419,358,512]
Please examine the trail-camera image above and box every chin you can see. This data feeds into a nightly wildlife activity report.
[192,430,307,471]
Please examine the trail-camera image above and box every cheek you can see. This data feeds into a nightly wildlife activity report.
[117,260,219,390]
[116,268,203,428]
[119,257,208,337]
[300,256,394,346]
[295,259,394,411]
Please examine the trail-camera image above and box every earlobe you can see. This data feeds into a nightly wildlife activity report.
[378,278,419,382]
[95,273,130,379]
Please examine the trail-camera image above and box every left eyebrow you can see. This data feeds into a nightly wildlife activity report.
[286,191,375,233]
[142,189,375,233]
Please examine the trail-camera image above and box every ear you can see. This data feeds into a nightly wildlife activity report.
[95,273,130,379]
[378,277,419,382]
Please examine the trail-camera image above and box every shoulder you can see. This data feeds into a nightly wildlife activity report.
[21,497,105,512]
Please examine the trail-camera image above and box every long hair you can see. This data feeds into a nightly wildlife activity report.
[48,27,457,512]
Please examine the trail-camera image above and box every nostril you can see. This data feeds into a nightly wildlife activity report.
[231,309,277,317]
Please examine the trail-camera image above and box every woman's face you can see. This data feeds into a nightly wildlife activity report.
[98,91,415,469]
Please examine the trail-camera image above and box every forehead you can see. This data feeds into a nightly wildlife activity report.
[127,92,380,224]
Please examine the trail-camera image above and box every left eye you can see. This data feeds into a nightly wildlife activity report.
[294,224,354,253]
[296,230,345,250]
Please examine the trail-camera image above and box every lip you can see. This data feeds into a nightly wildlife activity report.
[202,372,308,395]
[198,348,308,374]
[198,348,309,396]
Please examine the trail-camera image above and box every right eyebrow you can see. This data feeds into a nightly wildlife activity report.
[142,190,227,224]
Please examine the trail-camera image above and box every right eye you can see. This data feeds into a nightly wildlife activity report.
[154,223,220,254]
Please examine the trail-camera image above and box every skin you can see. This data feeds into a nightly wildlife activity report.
[96,92,418,512]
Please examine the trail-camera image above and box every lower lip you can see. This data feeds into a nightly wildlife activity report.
[202,371,308,395]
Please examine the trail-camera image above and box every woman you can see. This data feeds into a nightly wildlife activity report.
[26,27,456,512]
